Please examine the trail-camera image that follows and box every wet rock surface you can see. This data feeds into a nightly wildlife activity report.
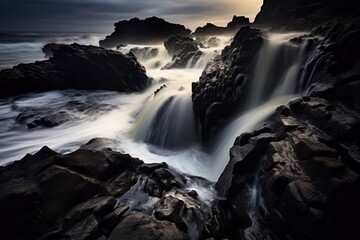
[99,17,191,48]
[214,96,360,239]
[0,43,150,98]
[192,18,360,140]
[190,2,360,239]
[192,26,263,139]
[163,35,203,69]
[0,138,216,240]
[193,15,250,37]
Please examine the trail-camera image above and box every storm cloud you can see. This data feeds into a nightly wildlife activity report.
[0,0,262,32]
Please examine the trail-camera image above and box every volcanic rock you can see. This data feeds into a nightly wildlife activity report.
[192,26,263,139]
[99,17,191,48]
[163,35,203,69]
[0,138,215,240]
[0,43,150,98]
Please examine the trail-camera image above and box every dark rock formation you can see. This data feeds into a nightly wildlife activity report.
[299,21,360,111]
[0,43,150,98]
[192,17,360,140]
[190,4,360,237]
[193,23,227,37]
[254,0,360,30]
[193,15,250,36]
[0,138,215,240]
[108,212,189,240]
[42,43,62,58]
[163,35,203,69]
[227,15,250,29]
[214,96,360,239]
[199,17,360,240]
[99,17,191,48]
[192,26,263,139]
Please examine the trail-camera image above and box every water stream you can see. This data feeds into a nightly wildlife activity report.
[0,32,315,186]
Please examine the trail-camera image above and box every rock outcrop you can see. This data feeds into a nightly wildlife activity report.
[193,15,250,36]
[202,15,360,240]
[192,26,263,139]
[99,17,191,48]
[0,138,215,240]
[254,0,360,30]
[214,96,360,239]
[192,16,360,140]
[163,36,203,69]
[0,43,150,98]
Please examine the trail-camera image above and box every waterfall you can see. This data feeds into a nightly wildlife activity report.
[0,32,318,183]
[247,33,311,108]
[210,32,318,179]
[209,95,298,179]
[130,90,199,149]
[127,39,223,150]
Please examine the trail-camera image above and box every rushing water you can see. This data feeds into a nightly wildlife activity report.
[0,32,314,186]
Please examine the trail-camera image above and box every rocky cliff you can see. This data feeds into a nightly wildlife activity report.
[192,26,263,139]
[194,9,360,240]
[254,0,360,30]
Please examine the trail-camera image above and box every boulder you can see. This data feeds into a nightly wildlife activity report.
[108,212,189,240]
[0,43,150,98]
[99,17,191,48]
[163,35,203,69]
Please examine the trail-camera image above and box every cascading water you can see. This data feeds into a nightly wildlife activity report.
[130,86,199,149]
[0,32,317,186]
[125,41,223,150]
[247,33,312,108]
[210,33,319,223]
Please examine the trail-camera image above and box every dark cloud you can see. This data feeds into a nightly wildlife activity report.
[0,0,262,32]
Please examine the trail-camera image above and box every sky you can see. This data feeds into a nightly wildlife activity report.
[0,0,263,33]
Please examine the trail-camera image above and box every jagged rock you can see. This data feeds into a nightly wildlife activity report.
[193,23,227,37]
[41,196,116,240]
[227,16,250,29]
[213,96,360,240]
[193,15,249,36]
[99,17,191,48]
[192,26,263,139]
[108,212,189,240]
[0,43,150,98]
[80,138,118,152]
[163,35,203,69]
[154,195,187,231]
[0,139,215,239]
[153,167,187,190]
[42,43,62,57]
[106,171,138,197]
[254,0,360,30]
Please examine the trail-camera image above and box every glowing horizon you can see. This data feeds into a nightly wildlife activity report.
[0,0,263,33]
